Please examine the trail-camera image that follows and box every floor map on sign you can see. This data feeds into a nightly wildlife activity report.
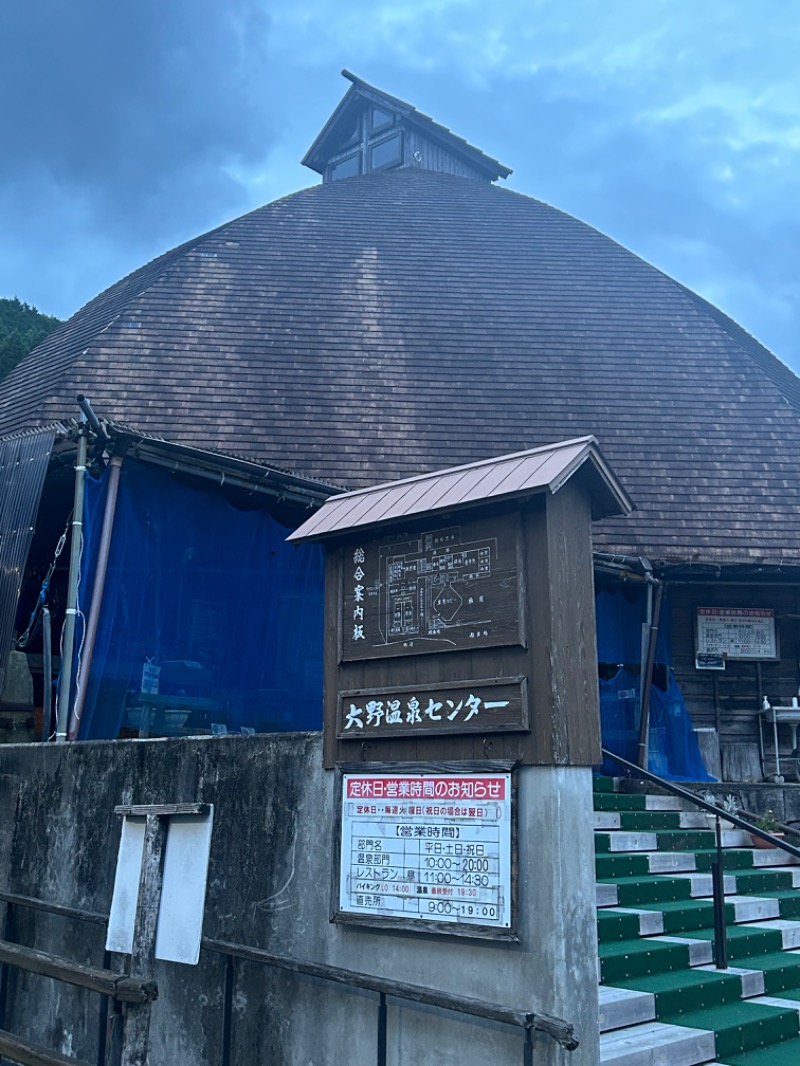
[341,515,522,661]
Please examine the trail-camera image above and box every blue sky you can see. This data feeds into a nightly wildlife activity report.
[2,1,798,370]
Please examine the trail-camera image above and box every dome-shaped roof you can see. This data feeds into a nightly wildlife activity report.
[3,168,800,564]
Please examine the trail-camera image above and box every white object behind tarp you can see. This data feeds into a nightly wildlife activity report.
[105,806,214,966]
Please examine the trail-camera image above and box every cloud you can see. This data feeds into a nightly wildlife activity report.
[0,0,275,283]
[0,0,798,373]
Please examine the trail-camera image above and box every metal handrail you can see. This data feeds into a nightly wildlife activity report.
[202,937,578,1053]
[601,747,800,971]
[0,891,578,1064]
[600,748,800,858]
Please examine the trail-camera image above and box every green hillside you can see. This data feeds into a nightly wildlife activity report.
[0,297,61,381]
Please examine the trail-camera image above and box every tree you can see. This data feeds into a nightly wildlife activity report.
[0,297,61,382]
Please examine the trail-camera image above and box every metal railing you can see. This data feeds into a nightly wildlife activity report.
[0,891,577,1066]
[600,747,800,970]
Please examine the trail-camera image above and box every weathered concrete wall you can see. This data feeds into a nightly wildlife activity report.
[0,734,598,1065]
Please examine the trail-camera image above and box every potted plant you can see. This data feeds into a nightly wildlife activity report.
[702,792,739,830]
[750,809,784,849]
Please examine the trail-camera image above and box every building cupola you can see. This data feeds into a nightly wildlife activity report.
[302,69,512,184]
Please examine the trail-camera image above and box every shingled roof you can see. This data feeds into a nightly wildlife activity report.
[2,167,800,566]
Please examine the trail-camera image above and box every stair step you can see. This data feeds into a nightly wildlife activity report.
[599,1020,716,1065]
[720,1034,800,1063]
[595,794,650,812]
[688,926,785,962]
[598,883,620,907]
[695,965,766,999]
[595,812,623,830]
[598,910,644,943]
[600,938,691,983]
[748,890,800,919]
[634,900,716,935]
[749,921,800,951]
[731,869,800,894]
[734,952,800,995]
[620,811,684,830]
[662,1000,800,1059]
[749,849,800,868]
[599,875,695,907]
[645,796,692,812]
[726,896,782,923]
[594,780,800,1063]
[598,985,656,1033]
[649,935,714,966]
[669,872,736,896]
[609,967,743,1017]
[595,831,660,853]
[596,854,652,879]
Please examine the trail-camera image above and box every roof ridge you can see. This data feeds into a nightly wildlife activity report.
[335,436,599,501]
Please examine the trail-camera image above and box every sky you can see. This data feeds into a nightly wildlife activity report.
[1,0,798,370]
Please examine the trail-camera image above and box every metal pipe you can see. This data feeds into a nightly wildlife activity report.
[42,607,52,741]
[377,991,387,1066]
[55,430,88,742]
[636,581,664,770]
[133,450,322,507]
[712,817,728,970]
[524,1026,534,1066]
[664,578,800,587]
[221,955,234,1066]
[0,901,12,1031]
[76,394,107,441]
[68,457,123,740]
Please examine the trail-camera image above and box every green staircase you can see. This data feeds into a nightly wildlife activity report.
[596,776,800,1065]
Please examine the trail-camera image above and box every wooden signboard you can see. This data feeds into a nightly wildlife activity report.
[340,515,524,662]
[336,677,527,739]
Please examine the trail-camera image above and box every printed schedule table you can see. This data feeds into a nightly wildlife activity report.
[338,772,512,930]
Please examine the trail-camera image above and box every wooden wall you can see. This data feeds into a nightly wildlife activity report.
[670,583,800,746]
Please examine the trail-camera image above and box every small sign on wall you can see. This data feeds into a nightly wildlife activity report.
[333,766,516,940]
[696,607,777,661]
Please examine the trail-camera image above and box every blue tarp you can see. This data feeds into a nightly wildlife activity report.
[596,586,713,781]
[73,459,325,740]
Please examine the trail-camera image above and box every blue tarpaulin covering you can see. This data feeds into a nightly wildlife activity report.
[596,586,714,781]
[73,459,325,740]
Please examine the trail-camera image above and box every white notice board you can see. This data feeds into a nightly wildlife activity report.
[696,607,777,661]
[106,807,214,965]
[335,770,513,937]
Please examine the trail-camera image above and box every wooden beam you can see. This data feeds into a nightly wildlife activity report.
[113,803,209,818]
[0,1027,94,1066]
[0,941,155,1004]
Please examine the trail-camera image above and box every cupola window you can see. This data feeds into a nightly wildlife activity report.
[369,132,403,172]
[330,153,361,181]
[369,107,393,133]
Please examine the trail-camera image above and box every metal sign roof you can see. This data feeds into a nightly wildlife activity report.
[288,436,633,543]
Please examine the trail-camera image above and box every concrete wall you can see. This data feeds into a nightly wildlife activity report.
[0,734,599,1065]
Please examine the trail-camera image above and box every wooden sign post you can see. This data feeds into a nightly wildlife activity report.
[290,436,632,939]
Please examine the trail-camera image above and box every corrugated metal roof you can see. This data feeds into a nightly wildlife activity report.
[288,436,633,542]
[0,427,55,694]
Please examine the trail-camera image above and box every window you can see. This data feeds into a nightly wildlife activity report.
[368,132,403,172]
[369,107,393,133]
[330,153,360,181]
